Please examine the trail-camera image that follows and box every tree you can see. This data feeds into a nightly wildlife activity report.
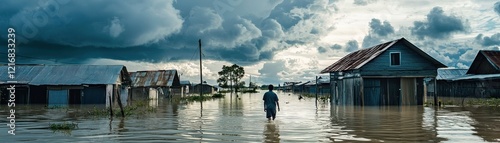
[217,64,245,93]
[249,82,258,91]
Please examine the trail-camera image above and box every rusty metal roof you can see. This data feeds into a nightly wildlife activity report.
[0,65,130,85]
[129,70,178,87]
[321,38,446,73]
[467,50,500,74]
[321,39,398,73]
[484,51,500,69]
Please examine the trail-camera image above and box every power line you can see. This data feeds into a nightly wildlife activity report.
[0,52,80,64]
[189,46,199,62]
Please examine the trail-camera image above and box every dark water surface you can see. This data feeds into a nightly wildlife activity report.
[1,90,500,142]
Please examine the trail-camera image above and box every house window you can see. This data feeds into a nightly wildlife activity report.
[390,52,400,66]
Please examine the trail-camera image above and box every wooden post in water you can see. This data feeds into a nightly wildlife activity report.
[116,86,125,118]
[433,78,438,107]
[109,95,113,118]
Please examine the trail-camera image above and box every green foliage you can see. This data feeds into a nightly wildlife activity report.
[212,93,225,98]
[465,98,500,107]
[241,89,258,93]
[50,122,78,130]
[217,64,245,92]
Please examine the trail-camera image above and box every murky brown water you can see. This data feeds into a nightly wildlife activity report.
[1,90,500,142]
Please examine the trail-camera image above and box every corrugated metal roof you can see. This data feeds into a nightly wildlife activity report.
[451,74,500,81]
[296,81,310,86]
[0,65,44,84]
[437,68,468,80]
[30,65,127,85]
[321,38,446,73]
[129,70,177,87]
[0,65,128,85]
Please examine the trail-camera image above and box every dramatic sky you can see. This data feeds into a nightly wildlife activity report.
[1,0,500,85]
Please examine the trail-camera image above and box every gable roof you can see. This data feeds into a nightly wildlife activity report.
[321,38,446,73]
[467,50,500,74]
[0,65,130,85]
[129,70,179,87]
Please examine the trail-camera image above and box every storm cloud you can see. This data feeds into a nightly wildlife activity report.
[331,44,342,50]
[345,40,360,52]
[475,33,500,46]
[361,18,394,48]
[1,0,338,66]
[411,7,468,39]
[369,19,394,37]
[317,47,328,53]
[6,0,183,48]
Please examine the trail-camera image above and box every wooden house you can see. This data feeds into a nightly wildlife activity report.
[193,83,216,95]
[129,70,181,100]
[321,38,446,106]
[436,50,500,99]
[436,68,469,98]
[0,65,131,107]
[180,80,192,96]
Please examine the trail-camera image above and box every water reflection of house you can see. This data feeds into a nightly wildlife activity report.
[0,65,131,107]
[436,50,500,98]
[129,70,181,100]
[329,106,445,142]
[192,83,217,95]
[321,38,446,106]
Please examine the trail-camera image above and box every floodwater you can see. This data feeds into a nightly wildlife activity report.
[1,90,500,142]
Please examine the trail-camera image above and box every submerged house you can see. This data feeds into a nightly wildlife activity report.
[129,70,181,100]
[435,68,469,98]
[437,50,500,98]
[295,81,310,93]
[321,38,446,106]
[193,83,216,95]
[0,65,44,104]
[0,65,131,107]
[180,80,191,95]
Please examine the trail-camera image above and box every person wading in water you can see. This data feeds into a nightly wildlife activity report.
[263,85,280,121]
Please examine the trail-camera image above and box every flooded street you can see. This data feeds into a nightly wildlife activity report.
[2,90,500,142]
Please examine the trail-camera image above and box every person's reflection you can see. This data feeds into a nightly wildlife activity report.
[263,122,280,142]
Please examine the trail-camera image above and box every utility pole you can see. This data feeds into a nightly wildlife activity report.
[249,75,252,88]
[316,76,318,108]
[199,39,203,99]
